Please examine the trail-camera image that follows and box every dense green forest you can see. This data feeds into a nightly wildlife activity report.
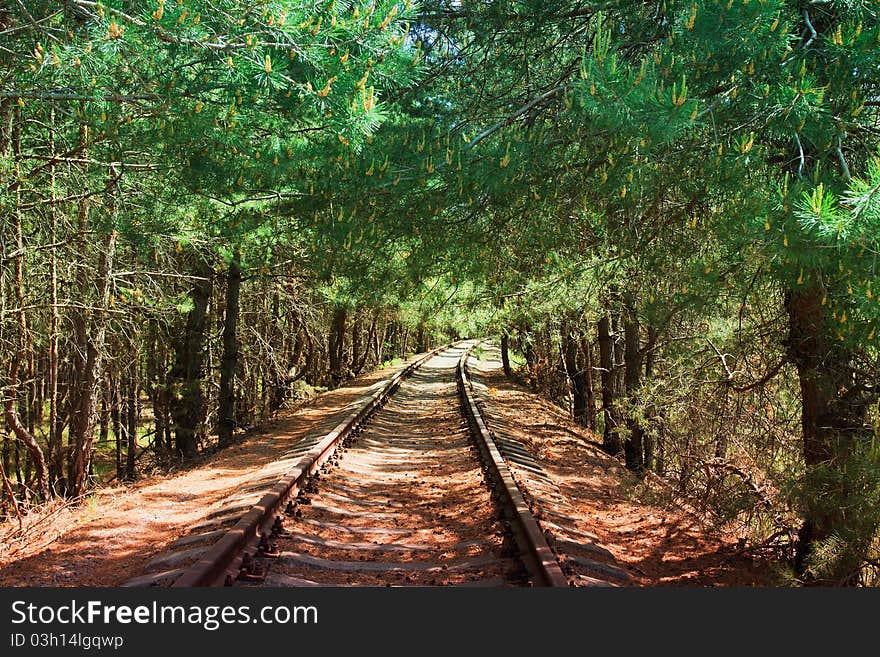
[2,1,879,585]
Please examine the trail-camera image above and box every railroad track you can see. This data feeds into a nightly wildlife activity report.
[457,342,568,587]
[463,342,634,587]
[128,341,573,588]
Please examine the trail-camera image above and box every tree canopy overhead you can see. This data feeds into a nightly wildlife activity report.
[2,0,880,585]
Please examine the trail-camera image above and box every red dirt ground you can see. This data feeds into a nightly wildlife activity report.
[0,362,410,587]
[467,347,776,587]
[0,347,777,587]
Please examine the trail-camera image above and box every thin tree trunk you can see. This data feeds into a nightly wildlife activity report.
[350,308,361,372]
[68,227,117,498]
[54,364,69,492]
[353,315,376,375]
[623,294,644,473]
[112,376,122,480]
[500,333,513,377]
[561,321,589,426]
[218,255,241,447]
[5,361,50,500]
[6,106,49,500]
[304,329,316,383]
[13,441,23,501]
[598,310,623,455]
[0,454,22,530]
[161,340,174,454]
[656,431,666,476]
[98,382,109,473]
[643,325,660,471]
[170,263,212,458]
[374,313,386,365]
[580,333,597,431]
[290,321,304,374]
[125,371,137,480]
[416,320,426,353]
[1,437,11,498]
[26,351,36,436]
[145,333,167,458]
[68,123,90,492]
[523,336,537,385]
[328,305,348,382]
[383,320,397,363]
[268,288,287,413]
[48,105,63,486]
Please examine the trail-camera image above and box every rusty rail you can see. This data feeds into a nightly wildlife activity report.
[172,344,451,587]
[457,341,569,587]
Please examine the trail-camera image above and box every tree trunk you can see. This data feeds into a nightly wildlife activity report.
[1,437,11,497]
[112,377,122,480]
[13,441,24,501]
[125,372,138,480]
[47,106,61,486]
[218,256,241,447]
[328,305,348,383]
[6,106,50,500]
[5,361,50,500]
[269,296,290,414]
[522,336,537,385]
[579,333,598,431]
[98,383,109,472]
[561,321,589,427]
[68,228,117,497]
[146,334,170,459]
[291,321,305,373]
[500,333,513,377]
[353,315,376,375]
[598,311,623,455]
[374,313,386,365]
[0,100,10,155]
[643,325,660,471]
[785,285,875,582]
[416,321,426,353]
[0,454,22,529]
[170,264,212,458]
[623,295,644,473]
[25,334,37,440]
[350,309,362,374]
[54,363,69,493]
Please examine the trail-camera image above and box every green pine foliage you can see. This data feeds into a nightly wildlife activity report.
[4,0,880,583]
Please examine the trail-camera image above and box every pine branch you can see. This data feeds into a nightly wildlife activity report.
[464,84,569,152]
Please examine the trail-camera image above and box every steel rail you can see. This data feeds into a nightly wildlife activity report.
[172,344,451,587]
[456,341,569,587]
